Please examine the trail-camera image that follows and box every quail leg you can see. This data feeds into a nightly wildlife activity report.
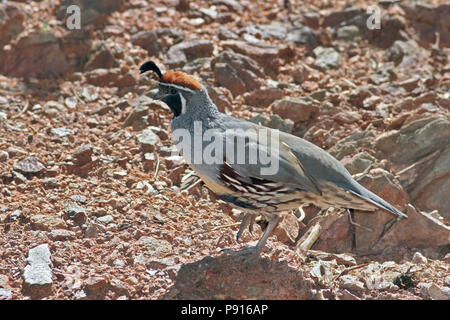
[252,214,280,255]
[236,213,251,243]
[223,214,280,262]
[236,213,257,242]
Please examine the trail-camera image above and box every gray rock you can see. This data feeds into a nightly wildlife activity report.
[0,288,12,300]
[63,201,87,224]
[83,277,109,300]
[419,282,450,300]
[243,23,288,41]
[84,41,117,70]
[271,96,320,123]
[0,2,25,47]
[131,30,160,56]
[373,204,450,253]
[310,90,327,101]
[339,275,365,291]
[408,146,450,219]
[136,127,160,152]
[243,87,283,107]
[267,115,294,134]
[13,156,45,174]
[411,251,428,264]
[445,275,450,287]
[123,96,169,131]
[221,39,290,76]
[56,0,124,27]
[134,236,173,267]
[0,150,8,162]
[292,63,310,84]
[322,6,364,27]
[211,50,264,96]
[313,47,342,70]
[248,114,269,126]
[5,146,27,157]
[166,40,214,67]
[286,26,319,46]
[329,131,376,160]
[97,215,114,225]
[30,214,67,231]
[50,127,74,138]
[375,117,450,164]
[212,0,243,12]
[344,152,375,175]
[41,178,60,188]
[70,195,87,204]
[218,27,239,40]
[70,144,93,166]
[337,25,361,40]
[48,229,76,241]
[85,221,105,238]
[22,244,53,298]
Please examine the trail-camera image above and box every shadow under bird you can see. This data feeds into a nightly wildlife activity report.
[139,60,407,259]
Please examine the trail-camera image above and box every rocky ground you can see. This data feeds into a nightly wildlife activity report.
[0,0,449,300]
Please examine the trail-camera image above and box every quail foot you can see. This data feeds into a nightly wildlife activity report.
[139,61,407,260]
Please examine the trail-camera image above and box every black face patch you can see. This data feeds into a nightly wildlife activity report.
[161,93,182,118]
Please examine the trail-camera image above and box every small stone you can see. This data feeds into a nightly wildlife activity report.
[136,128,160,152]
[333,111,361,124]
[83,277,108,300]
[267,115,294,133]
[340,275,365,292]
[30,214,67,231]
[85,222,105,238]
[97,215,114,225]
[134,236,173,266]
[271,96,319,123]
[22,244,53,298]
[420,283,449,300]
[41,178,60,188]
[286,26,319,46]
[131,30,160,56]
[218,26,238,40]
[243,87,283,108]
[63,202,87,224]
[50,127,74,138]
[70,195,87,204]
[13,156,45,174]
[0,150,9,162]
[9,209,22,222]
[43,101,66,118]
[113,171,127,179]
[64,97,77,111]
[71,145,93,166]
[0,288,12,300]
[313,46,342,71]
[411,252,428,264]
[6,146,27,158]
[337,25,361,40]
[48,229,76,241]
[444,275,450,287]
[273,212,299,244]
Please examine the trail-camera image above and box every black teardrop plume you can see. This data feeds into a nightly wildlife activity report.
[139,60,163,78]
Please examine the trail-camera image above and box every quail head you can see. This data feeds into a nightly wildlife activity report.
[139,60,407,258]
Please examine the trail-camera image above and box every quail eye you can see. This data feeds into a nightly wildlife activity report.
[170,88,177,95]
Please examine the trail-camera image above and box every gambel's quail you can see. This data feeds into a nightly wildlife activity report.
[139,60,407,258]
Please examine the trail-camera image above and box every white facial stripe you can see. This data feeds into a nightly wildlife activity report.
[159,82,194,93]
[179,92,187,114]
